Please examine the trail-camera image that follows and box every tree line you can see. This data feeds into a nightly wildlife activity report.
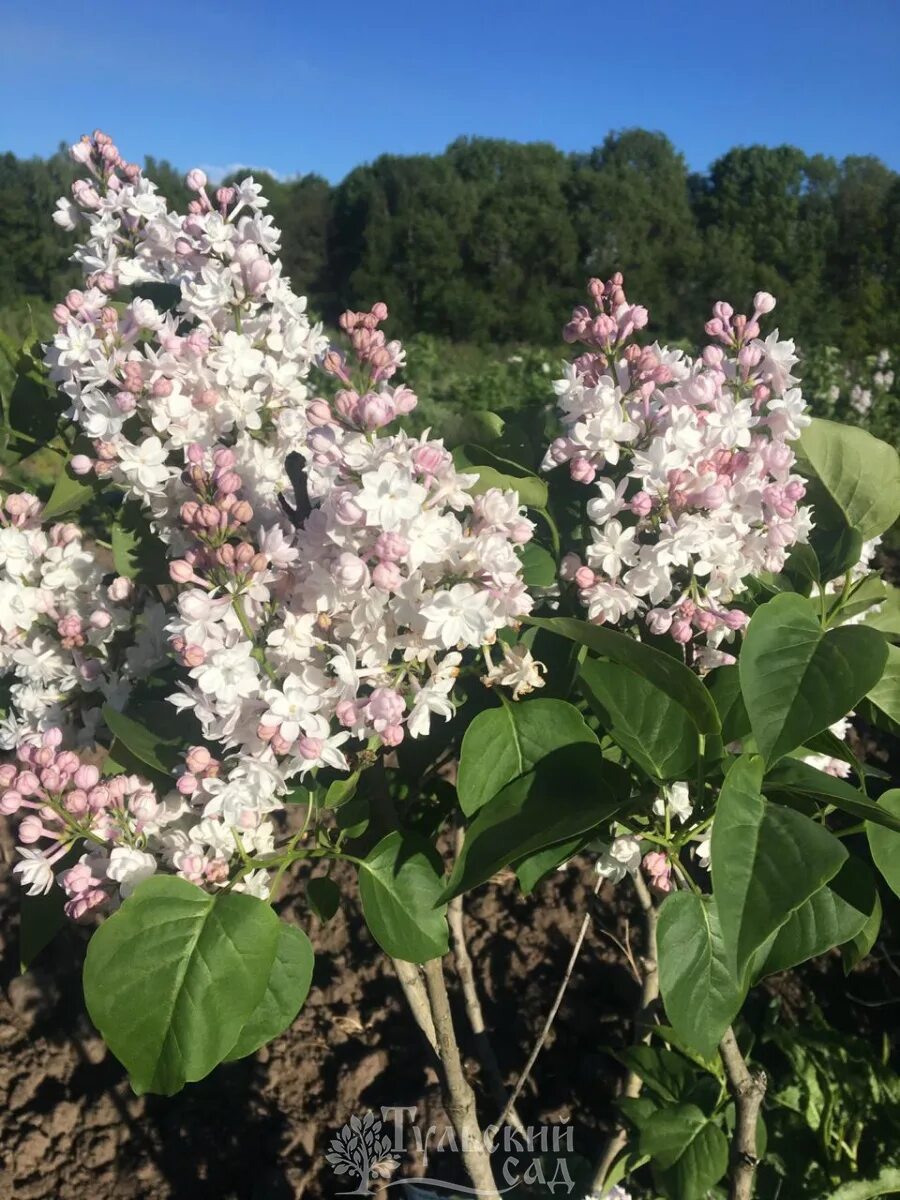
[2,130,899,356]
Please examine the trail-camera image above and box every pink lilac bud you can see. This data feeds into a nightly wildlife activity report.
[336,699,361,727]
[90,609,112,630]
[570,457,596,484]
[185,168,208,191]
[107,576,133,602]
[374,532,409,562]
[629,491,652,517]
[297,736,324,760]
[510,520,533,544]
[183,644,206,667]
[16,772,42,798]
[643,851,673,894]
[170,560,195,583]
[185,746,212,773]
[62,862,97,895]
[413,445,449,476]
[646,608,673,635]
[381,724,405,747]
[74,763,100,790]
[368,688,405,724]
[0,791,23,815]
[194,388,218,410]
[753,291,776,315]
[358,392,395,430]
[216,471,242,495]
[19,816,47,844]
[231,501,254,525]
[307,399,333,426]
[0,763,17,788]
[575,566,596,589]
[70,454,94,476]
[177,774,198,795]
[65,889,107,921]
[372,561,402,591]
[702,345,725,368]
[392,386,418,415]
[721,609,749,631]
[670,619,693,644]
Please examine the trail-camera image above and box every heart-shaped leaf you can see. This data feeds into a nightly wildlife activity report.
[358,832,449,963]
[442,743,629,902]
[739,594,888,765]
[711,755,847,982]
[526,615,721,734]
[84,876,280,1095]
[640,1104,729,1200]
[457,698,597,816]
[798,418,900,541]
[755,857,877,978]
[580,657,698,781]
[657,891,744,1060]
[225,922,314,1061]
[866,790,900,899]
[764,758,900,833]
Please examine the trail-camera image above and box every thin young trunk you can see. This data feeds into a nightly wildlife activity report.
[719,1027,766,1200]
[591,870,659,1194]
[448,829,526,1135]
[422,956,499,1200]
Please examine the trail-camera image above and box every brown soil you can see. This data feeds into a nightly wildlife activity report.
[0,854,639,1200]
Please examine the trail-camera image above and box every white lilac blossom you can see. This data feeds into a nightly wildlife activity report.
[545,276,813,670]
[0,493,142,748]
[1,130,535,913]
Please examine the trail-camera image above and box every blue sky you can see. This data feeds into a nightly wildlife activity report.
[3,0,899,182]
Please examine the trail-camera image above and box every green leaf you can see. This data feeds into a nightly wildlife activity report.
[711,755,847,981]
[358,832,449,963]
[841,889,882,974]
[224,922,314,1061]
[825,1168,900,1199]
[457,698,597,816]
[41,457,101,521]
[20,880,69,971]
[798,418,900,540]
[83,876,280,1094]
[864,583,900,640]
[525,615,720,735]
[453,444,548,508]
[580,657,698,782]
[640,1103,729,1200]
[102,703,185,778]
[739,594,888,765]
[657,892,744,1060]
[324,770,361,809]
[615,1044,700,1104]
[757,857,877,977]
[307,875,341,921]
[517,542,557,587]
[764,758,900,833]
[864,642,900,728]
[111,503,169,584]
[514,832,594,893]
[866,790,900,899]
[8,341,65,444]
[442,743,629,901]
[706,665,751,746]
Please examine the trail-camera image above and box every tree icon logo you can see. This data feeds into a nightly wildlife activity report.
[325,1111,403,1194]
